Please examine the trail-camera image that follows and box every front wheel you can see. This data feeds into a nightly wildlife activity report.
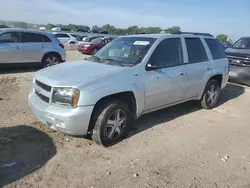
[201,79,220,109]
[91,100,132,147]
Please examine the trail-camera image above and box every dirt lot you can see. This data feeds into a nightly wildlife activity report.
[1,51,250,188]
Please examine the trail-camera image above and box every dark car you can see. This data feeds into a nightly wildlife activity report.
[226,37,250,86]
[78,37,113,55]
[76,28,88,33]
[0,25,10,28]
[88,30,99,34]
[100,31,108,34]
[61,28,71,31]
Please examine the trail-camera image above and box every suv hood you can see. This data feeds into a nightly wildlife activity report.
[35,61,124,87]
[225,48,250,56]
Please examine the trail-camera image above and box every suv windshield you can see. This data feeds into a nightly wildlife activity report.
[86,37,156,66]
[232,37,250,49]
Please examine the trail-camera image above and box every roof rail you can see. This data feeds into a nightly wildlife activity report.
[173,31,213,37]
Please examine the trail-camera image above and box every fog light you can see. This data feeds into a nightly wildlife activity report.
[54,118,66,128]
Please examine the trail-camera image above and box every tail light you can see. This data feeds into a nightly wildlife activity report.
[59,43,64,49]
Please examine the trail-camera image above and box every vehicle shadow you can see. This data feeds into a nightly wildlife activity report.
[128,83,245,138]
[0,64,41,75]
[0,125,56,187]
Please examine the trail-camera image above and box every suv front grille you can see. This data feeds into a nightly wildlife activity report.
[35,79,52,92]
[227,55,250,66]
[35,91,50,103]
[34,79,51,103]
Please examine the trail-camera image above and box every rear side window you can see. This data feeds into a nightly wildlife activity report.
[205,38,226,59]
[55,34,70,38]
[41,35,52,42]
[185,38,208,63]
[21,33,43,43]
[149,38,183,68]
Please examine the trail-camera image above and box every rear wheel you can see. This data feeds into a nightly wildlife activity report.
[91,100,132,147]
[201,79,220,109]
[42,54,60,67]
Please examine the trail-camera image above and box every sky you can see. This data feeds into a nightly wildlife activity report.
[1,0,249,40]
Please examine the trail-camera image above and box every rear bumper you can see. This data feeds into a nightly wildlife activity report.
[229,65,250,86]
[28,90,94,135]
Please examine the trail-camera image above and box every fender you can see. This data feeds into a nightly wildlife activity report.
[78,82,145,115]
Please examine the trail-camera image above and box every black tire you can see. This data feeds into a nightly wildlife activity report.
[201,79,220,109]
[91,99,133,147]
[69,41,76,44]
[42,54,60,67]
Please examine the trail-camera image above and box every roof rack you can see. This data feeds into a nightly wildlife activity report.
[173,31,213,37]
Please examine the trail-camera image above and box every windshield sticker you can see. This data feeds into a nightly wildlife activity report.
[133,41,150,45]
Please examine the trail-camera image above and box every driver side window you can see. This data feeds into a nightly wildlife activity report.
[149,38,183,68]
[0,32,21,43]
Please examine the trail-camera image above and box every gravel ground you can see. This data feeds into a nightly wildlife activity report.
[1,51,250,188]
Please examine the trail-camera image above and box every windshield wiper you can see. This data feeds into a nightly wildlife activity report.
[87,55,101,63]
[102,58,125,67]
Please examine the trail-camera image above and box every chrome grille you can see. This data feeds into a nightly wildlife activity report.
[227,55,250,66]
[34,79,51,103]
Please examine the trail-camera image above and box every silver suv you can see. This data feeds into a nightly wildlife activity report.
[28,33,229,146]
[0,28,66,67]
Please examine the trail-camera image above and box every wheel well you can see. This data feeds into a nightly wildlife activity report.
[88,91,137,133]
[209,74,223,88]
[42,52,62,62]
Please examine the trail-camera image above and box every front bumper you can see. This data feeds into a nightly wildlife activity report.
[229,65,250,86]
[28,90,94,135]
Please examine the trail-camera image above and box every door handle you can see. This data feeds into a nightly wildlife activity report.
[155,75,160,80]
[206,67,212,71]
[179,72,186,76]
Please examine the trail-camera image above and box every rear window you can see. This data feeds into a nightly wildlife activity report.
[205,38,226,59]
[21,32,43,43]
[41,34,52,42]
[185,38,208,63]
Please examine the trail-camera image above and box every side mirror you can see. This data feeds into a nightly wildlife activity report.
[146,63,158,71]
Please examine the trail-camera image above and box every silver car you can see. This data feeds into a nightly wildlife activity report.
[0,28,66,67]
[29,33,229,146]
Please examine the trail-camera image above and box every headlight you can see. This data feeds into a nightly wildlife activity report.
[52,87,80,108]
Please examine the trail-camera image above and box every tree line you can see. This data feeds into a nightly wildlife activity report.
[0,20,233,43]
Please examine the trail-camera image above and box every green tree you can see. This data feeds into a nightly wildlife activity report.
[140,27,162,34]
[127,26,139,34]
[92,25,101,31]
[216,34,228,43]
[165,26,181,34]
[78,25,90,31]
[13,21,28,29]
[47,23,56,30]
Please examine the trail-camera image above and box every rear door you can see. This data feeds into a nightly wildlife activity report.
[182,37,213,98]
[21,32,44,63]
[0,32,23,63]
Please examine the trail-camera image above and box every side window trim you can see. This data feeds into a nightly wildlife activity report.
[146,37,184,70]
[200,37,213,61]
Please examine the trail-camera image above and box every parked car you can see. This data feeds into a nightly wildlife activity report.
[100,31,108,34]
[78,37,113,55]
[53,33,78,44]
[61,28,71,32]
[76,29,88,33]
[0,25,10,28]
[0,28,65,67]
[28,33,229,146]
[51,27,61,32]
[226,37,250,86]
[221,41,232,50]
[88,30,99,34]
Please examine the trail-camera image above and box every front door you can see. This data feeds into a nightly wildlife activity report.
[0,32,23,63]
[144,37,187,111]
